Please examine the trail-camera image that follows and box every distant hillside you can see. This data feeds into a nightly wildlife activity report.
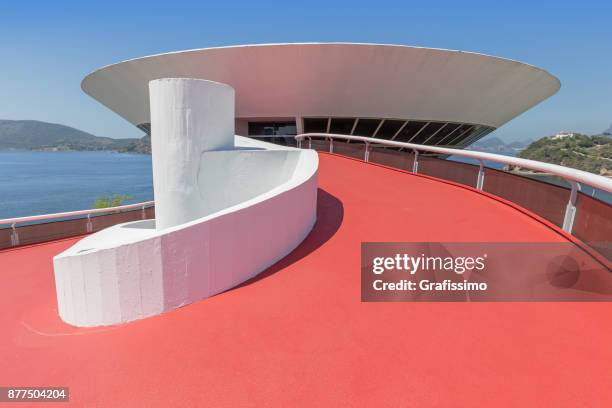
[604,123,612,136]
[122,134,151,154]
[517,133,611,176]
[0,120,142,152]
[468,136,531,155]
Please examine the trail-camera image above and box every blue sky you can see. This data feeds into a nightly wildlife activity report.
[1,0,610,142]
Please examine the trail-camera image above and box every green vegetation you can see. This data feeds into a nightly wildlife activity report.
[94,194,133,209]
[117,135,151,154]
[518,134,611,176]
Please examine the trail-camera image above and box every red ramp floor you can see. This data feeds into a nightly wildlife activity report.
[1,153,611,406]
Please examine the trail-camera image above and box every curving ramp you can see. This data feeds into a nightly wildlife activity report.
[53,79,318,327]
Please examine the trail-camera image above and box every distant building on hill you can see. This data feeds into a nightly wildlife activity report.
[552,131,577,139]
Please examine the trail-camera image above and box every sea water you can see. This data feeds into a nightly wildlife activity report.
[0,151,153,219]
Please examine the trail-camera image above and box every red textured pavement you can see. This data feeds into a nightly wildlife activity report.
[1,153,611,407]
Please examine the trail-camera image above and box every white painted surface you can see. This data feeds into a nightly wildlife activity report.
[53,132,318,326]
[150,78,234,229]
[82,43,560,130]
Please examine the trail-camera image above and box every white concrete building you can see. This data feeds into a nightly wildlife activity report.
[82,43,560,148]
[52,43,562,327]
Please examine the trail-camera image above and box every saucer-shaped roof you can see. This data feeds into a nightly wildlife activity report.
[82,43,560,129]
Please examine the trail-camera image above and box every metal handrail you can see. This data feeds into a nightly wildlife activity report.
[296,133,612,192]
[296,133,612,233]
[0,200,155,247]
[0,200,155,226]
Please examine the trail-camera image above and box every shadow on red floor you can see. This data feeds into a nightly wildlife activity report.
[235,188,344,290]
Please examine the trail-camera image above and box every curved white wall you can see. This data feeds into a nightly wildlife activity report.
[196,149,301,217]
[150,78,235,229]
[53,137,318,327]
[53,76,319,327]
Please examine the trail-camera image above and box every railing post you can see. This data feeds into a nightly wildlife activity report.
[329,138,334,153]
[297,139,302,149]
[141,205,147,220]
[364,142,370,162]
[562,181,579,233]
[10,223,19,247]
[86,213,93,233]
[308,137,312,149]
[412,150,419,173]
[476,161,486,190]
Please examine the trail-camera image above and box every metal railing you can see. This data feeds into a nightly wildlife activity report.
[0,201,154,247]
[296,133,612,234]
[2,134,610,250]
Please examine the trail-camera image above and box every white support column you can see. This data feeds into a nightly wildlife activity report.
[10,223,19,246]
[476,161,486,190]
[149,78,235,230]
[295,115,303,135]
[412,150,419,173]
[562,181,580,233]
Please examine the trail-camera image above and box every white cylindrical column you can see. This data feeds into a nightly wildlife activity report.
[149,78,235,230]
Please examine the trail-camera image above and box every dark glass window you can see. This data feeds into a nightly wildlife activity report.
[248,121,296,136]
[137,123,151,135]
[411,122,445,144]
[394,121,428,142]
[421,123,448,144]
[447,125,474,145]
[461,127,482,145]
[375,120,405,139]
[479,128,494,140]
[451,126,478,145]
[303,118,328,133]
[441,124,471,145]
[427,123,461,145]
[329,118,356,134]
[462,127,494,146]
[353,119,382,136]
